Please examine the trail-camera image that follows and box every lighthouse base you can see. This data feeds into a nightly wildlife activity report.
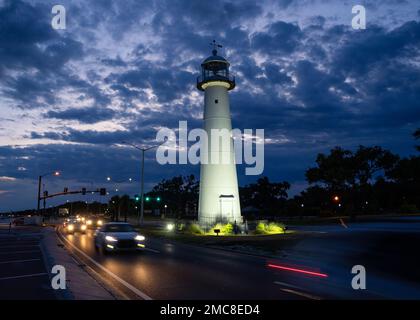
[198,215,244,229]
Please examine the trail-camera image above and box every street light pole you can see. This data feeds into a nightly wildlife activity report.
[121,141,164,226]
[37,171,60,215]
[37,175,42,212]
[140,149,145,225]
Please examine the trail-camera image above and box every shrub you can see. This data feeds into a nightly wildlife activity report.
[187,223,205,235]
[255,222,266,234]
[266,222,285,234]
[208,223,234,235]
[255,222,285,235]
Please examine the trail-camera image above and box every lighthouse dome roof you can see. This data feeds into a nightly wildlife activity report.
[202,54,229,66]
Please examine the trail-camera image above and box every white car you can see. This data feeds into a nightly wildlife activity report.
[94,222,146,254]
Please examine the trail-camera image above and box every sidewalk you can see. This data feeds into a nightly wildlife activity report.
[41,227,116,300]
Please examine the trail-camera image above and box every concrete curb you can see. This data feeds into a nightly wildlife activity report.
[39,230,74,300]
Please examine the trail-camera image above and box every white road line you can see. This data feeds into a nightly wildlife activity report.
[59,232,153,300]
[339,218,349,229]
[0,245,39,249]
[0,250,39,255]
[274,281,307,291]
[0,258,41,265]
[144,247,160,254]
[0,273,48,281]
[279,288,322,300]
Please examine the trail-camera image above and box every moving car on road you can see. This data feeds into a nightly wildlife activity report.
[85,217,104,229]
[94,222,145,254]
[64,219,87,234]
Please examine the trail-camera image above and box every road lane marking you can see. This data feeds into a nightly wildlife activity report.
[279,288,322,300]
[0,250,39,255]
[0,273,48,281]
[0,258,41,265]
[144,247,160,254]
[274,281,307,290]
[59,231,153,300]
[339,218,349,229]
[0,245,39,249]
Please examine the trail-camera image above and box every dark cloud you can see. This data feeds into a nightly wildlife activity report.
[1,0,420,210]
[45,107,116,124]
[252,21,303,55]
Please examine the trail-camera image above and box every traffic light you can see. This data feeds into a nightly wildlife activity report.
[156,196,161,202]
[145,196,150,202]
[134,195,140,202]
[82,188,86,195]
[99,188,106,196]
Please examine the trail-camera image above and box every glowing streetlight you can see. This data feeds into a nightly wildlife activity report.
[37,170,61,213]
[121,141,164,225]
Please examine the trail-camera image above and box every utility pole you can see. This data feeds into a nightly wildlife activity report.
[140,149,145,225]
[121,141,163,225]
[37,171,60,215]
[37,176,42,212]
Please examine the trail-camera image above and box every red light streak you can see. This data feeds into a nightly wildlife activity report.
[267,263,328,278]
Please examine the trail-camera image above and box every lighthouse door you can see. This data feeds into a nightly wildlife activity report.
[219,195,234,221]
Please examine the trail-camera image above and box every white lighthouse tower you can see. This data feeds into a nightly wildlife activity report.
[197,41,242,228]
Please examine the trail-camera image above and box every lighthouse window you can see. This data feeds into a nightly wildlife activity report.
[215,99,219,104]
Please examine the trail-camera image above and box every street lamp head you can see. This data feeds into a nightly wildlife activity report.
[107,177,111,181]
[54,171,60,176]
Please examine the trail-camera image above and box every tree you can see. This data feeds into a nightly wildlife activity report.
[387,156,420,208]
[305,146,399,215]
[148,175,199,217]
[240,177,290,216]
[305,147,355,193]
[353,146,399,186]
[109,195,132,221]
[414,129,420,152]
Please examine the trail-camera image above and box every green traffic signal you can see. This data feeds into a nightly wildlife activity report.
[145,196,150,202]
[156,197,161,202]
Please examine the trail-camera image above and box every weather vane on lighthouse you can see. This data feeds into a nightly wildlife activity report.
[210,39,223,56]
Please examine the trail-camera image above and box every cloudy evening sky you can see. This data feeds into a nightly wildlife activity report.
[0,0,419,211]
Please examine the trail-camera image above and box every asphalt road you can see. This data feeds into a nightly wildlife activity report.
[0,224,56,300]
[55,218,420,300]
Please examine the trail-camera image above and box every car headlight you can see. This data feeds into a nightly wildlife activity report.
[97,220,103,226]
[135,235,145,241]
[81,224,87,231]
[86,220,93,225]
[105,235,117,242]
[167,223,175,231]
[67,224,74,231]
